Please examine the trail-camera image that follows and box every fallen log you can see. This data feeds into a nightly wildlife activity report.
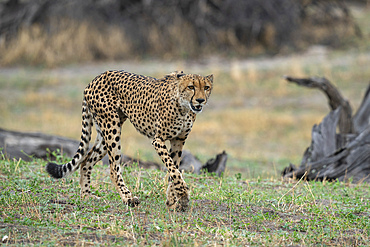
[0,128,227,176]
[282,76,370,183]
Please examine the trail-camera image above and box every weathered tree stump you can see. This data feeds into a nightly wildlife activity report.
[282,76,370,183]
[0,128,227,176]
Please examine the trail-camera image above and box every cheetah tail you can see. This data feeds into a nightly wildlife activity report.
[46,98,93,179]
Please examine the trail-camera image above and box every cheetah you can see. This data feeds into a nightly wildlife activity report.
[46,70,213,211]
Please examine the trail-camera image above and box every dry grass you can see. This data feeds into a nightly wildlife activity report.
[0,20,131,67]
[0,2,364,67]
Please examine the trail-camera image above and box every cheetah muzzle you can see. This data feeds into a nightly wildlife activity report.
[45,70,213,211]
[190,101,204,113]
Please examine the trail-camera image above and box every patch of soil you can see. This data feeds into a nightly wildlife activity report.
[0,223,127,245]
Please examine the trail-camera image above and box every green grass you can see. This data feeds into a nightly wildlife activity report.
[1,156,369,246]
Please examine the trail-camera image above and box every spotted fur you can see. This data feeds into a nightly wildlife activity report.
[46,70,213,210]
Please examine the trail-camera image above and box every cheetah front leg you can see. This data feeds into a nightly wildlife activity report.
[168,137,189,211]
[152,137,189,211]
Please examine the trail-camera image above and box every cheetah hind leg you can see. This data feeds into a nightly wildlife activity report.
[79,130,108,200]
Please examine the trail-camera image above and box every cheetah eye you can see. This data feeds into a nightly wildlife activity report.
[204,86,210,90]
[187,85,195,90]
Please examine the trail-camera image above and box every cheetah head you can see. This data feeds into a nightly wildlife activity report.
[177,73,213,114]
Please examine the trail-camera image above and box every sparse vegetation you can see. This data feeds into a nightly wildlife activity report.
[0,156,369,245]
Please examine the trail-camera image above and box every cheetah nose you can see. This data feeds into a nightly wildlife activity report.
[196,98,205,104]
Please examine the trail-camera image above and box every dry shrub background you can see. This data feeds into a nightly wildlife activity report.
[0,0,360,66]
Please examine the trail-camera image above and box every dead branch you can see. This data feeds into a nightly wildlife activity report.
[285,76,354,134]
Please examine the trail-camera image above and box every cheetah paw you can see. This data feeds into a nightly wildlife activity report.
[127,196,140,207]
[175,195,189,212]
[166,198,177,210]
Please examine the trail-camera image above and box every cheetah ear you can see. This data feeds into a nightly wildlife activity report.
[206,74,213,83]
[176,73,185,79]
